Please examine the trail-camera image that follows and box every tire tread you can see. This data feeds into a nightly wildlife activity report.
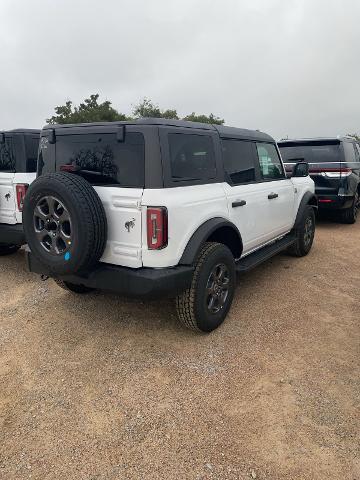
[176,242,222,332]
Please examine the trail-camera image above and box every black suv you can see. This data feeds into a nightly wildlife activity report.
[278,137,360,223]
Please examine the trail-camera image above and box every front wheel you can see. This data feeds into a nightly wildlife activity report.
[288,206,316,257]
[176,242,236,332]
[0,244,21,256]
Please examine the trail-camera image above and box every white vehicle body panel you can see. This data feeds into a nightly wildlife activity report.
[0,172,36,225]
[141,183,228,268]
[94,186,144,268]
[95,176,314,269]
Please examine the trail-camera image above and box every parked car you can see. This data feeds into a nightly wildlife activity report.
[0,129,40,255]
[278,137,360,223]
[23,119,316,332]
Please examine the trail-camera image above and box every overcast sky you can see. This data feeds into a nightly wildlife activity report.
[1,0,359,139]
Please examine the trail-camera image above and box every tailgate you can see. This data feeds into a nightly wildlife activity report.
[94,186,144,268]
[0,173,16,224]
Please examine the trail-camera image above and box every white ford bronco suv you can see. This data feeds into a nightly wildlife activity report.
[23,119,316,332]
[0,129,40,255]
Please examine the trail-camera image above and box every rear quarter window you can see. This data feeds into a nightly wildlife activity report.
[343,141,357,162]
[25,136,40,172]
[55,132,145,187]
[168,133,216,182]
[0,138,15,172]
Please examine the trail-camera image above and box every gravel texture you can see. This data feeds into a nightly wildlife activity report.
[0,220,359,479]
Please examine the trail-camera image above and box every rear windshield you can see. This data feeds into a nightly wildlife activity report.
[0,137,15,172]
[279,141,342,164]
[53,132,145,187]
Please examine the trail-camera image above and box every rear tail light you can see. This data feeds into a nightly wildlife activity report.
[147,207,168,250]
[16,184,28,212]
[60,164,80,173]
[309,167,352,177]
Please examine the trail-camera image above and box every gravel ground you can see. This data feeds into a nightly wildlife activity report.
[0,220,359,480]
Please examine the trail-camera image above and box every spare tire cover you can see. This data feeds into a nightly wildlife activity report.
[23,172,107,275]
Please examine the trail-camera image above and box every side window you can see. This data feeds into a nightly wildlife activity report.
[168,133,216,181]
[221,139,256,185]
[343,141,357,162]
[0,138,15,172]
[25,136,40,172]
[256,143,285,180]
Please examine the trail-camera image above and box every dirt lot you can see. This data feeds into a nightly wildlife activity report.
[0,220,359,480]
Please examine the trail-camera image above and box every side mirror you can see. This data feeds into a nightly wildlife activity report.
[292,161,309,177]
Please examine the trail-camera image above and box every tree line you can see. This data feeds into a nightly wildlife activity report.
[47,94,225,125]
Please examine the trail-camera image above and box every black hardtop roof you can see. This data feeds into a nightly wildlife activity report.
[2,128,40,135]
[42,118,274,142]
[278,136,356,146]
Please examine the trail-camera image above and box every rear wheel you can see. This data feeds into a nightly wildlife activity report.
[53,279,94,294]
[176,242,236,332]
[0,244,20,256]
[288,206,315,257]
[340,192,359,224]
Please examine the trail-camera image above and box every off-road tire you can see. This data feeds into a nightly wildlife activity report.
[0,244,20,256]
[176,242,236,333]
[288,206,315,257]
[53,278,94,294]
[340,192,359,224]
[23,173,107,275]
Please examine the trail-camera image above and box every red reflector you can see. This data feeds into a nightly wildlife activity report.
[147,207,168,250]
[60,164,80,173]
[309,167,351,174]
[15,184,28,212]
[318,199,333,203]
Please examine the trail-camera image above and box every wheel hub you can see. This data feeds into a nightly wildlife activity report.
[206,263,230,314]
[33,195,72,256]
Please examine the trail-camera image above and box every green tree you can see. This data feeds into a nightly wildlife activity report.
[132,98,179,119]
[347,133,360,141]
[183,112,224,125]
[47,94,129,124]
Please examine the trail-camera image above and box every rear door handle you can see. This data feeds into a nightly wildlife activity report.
[232,200,247,208]
[268,193,279,200]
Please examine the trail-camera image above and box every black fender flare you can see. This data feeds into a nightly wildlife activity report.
[294,192,318,229]
[179,217,243,265]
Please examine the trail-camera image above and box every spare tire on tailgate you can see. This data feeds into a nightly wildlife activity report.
[23,173,107,275]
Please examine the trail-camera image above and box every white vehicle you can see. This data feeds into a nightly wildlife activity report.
[0,129,39,255]
[23,119,317,332]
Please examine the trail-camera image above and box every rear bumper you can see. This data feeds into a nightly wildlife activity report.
[26,251,194,298]
[317,194,353,210]
[0,223,25,245]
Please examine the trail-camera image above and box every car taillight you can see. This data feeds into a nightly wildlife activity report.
[16,184,28,212]
[147,207,168,250]
[309,167,352,177]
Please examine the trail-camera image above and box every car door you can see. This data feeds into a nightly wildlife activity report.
[255,142,295,239]
[221,138,275,254]
[0,135,16,224]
